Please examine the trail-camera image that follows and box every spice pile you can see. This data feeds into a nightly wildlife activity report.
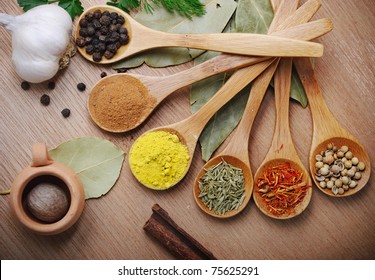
[88,75,157,132]
[129,131,190,190]
[315,143,366,195]
[76,9,129,62]
[256,163,311,217]
[198,160,245,215]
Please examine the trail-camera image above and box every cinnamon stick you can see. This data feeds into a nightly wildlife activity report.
[143,204,217,260]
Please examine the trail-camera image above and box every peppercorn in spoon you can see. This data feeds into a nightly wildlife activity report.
[252,58,313,219]
[75,5,324,64]
[294,57,371,197]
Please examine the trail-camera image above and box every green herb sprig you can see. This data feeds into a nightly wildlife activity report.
[17,0,205,20]
[106,0,206,19]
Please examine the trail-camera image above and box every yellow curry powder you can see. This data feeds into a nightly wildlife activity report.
[129,131,190,190]
[88,75,157,132]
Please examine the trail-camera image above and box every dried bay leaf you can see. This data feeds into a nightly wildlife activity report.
[113,0,238,69]
[235,0,273,34]
[49,137,125,199]
[290,66,308,107]
[191,0,273,161]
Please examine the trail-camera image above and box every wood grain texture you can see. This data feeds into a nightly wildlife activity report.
[0,0,374,259]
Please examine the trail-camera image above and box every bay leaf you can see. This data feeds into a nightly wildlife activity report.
[235,0,273,34]
[190,0,274,161]
[113,0,238,69]
[49,137,125,199]
[290,66,308,107]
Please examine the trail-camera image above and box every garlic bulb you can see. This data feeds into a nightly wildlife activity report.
[0,5,72,83]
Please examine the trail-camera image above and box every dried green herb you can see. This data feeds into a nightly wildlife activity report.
[198,160,245,215]
[107,0,205,19]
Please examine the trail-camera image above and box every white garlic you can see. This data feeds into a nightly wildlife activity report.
[0,5,72,83]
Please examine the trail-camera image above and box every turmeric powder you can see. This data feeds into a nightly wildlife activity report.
[129,131,190,190]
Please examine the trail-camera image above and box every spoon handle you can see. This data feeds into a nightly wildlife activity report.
[294,58,352,145]
[145,18,333,102]
[222,59,280,163]
[142,55,268,102]
[172,59,276,152]
[267,58,300,160]
[156,32,324,58]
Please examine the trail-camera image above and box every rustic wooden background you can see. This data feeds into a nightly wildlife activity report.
[1,0,374,259]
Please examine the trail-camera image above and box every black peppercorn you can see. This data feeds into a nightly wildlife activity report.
[93,9,102,19]
[117,15,125,25]
[76,37,86,47]
[92,52,102,62]
[99,15,111,26]
[110,12,118,20]
[96,42,106,53]
[21,81,30,90]
[85,44,95,55]
[79,28,88,37]
[85,13,94,22]
[61,108,70,118]
[119,34,129,45]
[40,94,50,106]
[104,50,115,59]
[100,26,109,35]
[77,83,86,91]
[118,27,128,34]
[48,81,55,90]
[100,72,107,78]
[92,19,101,29]
[106,43,117,53]
[87,26,96,36]
[79,18,88,28]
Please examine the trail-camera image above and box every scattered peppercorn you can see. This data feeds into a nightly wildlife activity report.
[61,108,71,118]
[40,94,50,106]
[48,81,55,90]
[21,81,30,90]
[75,9,130,62]
[77,82,86,91]
[100,72,107,78]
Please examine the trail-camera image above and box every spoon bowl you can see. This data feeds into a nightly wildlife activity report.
[294,58,371,197]
[253,158,312,219]
[129,59,276,190]
[309,136,370,197]
[193,59,279,218]
[75,5,324,64]
[252,58,312,219]
[193,155,253,218]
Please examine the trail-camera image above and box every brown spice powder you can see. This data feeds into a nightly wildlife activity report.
[88,74,157,132]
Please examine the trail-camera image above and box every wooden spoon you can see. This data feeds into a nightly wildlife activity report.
[88,18,333,133]
[253,58,313,219]
[294,57,371,197]
[129,58,276,190]
[193,60,279,218]
[75,5,324,64]
[191,0,306,217]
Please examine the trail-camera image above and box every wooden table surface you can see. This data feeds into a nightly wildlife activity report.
[1,0,374,260]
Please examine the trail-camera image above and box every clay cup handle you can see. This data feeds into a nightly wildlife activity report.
[31,143,53,167]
